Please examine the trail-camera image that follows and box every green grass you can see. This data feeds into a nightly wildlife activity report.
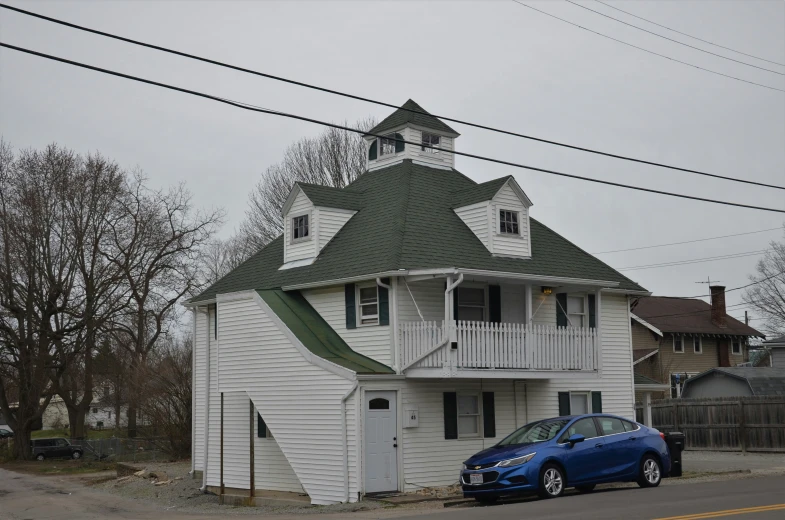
[31,428,127,440]
[0,459,115,475]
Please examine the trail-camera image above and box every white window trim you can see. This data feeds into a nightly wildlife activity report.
[565,293,589,329]
[378,132,403,158]
[457,392,482,439]
[421,132,441,154]
[569,391,592,414]
[673,335,685,354]
[692,336,703,354]
[496,208,522,237]
[732,339,743,355]
[455,284,488,323]
[290,212,312,243]
[356,283,379,327]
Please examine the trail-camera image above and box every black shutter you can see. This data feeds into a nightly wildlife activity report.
[368,140,377,160]
[558,392,570,416]
[345,284,356,329]
[394,133,405,153]
[592,392,602,413]
[483,392,496,438]
[257,413,267,438]
[489,285,501,323]
[378,279,390,326]
[588,294,596,329]
[443,392,458,440]
[556,293,568,327]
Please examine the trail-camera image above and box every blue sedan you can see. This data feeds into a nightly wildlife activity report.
[461,414,670,503]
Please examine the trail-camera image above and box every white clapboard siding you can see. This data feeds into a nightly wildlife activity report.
[406,127,455,169]
[221,391,252,489]
[254,405,303,493]
[345,391,359,499]
[216,295,356,505]
[317,207,356,252]
[491,183,530,258]
[400,380,518,490]
[531,293,556,326]
[500,284,526,323]
[454,201,490,249]
[192,310,208,470]
[303,286,391,367]
[206,307,221,487]
[526,293,635,420]
[283,190,316,263]
[396,278,446,323]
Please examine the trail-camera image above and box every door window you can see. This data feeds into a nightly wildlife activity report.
[561,418,599,442]
[596,417,626,436]
[369,398,389,410]
[621,420,640,432]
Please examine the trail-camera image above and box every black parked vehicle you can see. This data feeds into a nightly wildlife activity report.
[0,428,13,439]
[30,438,83,461]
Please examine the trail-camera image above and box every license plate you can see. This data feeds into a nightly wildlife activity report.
[470,473,483,485]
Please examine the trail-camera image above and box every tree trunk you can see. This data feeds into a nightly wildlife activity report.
[12,423,32,460]
[67,406,88,440]
[127,406,137,438]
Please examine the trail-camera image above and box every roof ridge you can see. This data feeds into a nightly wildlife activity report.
[388,160,415,268]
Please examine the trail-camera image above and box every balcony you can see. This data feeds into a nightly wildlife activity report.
[399,320,598,378]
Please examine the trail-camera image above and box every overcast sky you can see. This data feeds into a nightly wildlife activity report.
[1,0,784,324]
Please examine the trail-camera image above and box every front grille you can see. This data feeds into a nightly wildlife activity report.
[467,461,497,470]
[462,471,500,485]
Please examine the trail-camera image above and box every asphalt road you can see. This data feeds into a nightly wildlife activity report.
[0,467,783,520]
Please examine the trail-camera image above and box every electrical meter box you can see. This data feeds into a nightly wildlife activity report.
[403,407,419,428]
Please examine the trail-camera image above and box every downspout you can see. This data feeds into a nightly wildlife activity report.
[200,308,210,492]
[445,274,464,359]
[190,308,196,476]
[341,381,359,503]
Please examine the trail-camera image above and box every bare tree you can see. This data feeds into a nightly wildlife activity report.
[200,234,254,287]
[108,173,222,437]
[0,142,81,458]
[743,226,785,337]
[240,118,376,249]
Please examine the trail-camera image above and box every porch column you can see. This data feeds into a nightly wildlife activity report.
[444,275,453,326]
[643,392,652,427]
[525,285,532,323]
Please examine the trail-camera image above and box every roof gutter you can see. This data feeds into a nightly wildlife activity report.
[341,382,358,503]
[282,270,407,291]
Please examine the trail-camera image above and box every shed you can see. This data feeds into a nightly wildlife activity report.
[681,367,785,399]
[763,335,785,368]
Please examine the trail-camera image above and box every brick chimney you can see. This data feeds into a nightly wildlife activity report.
[710,285,727,328]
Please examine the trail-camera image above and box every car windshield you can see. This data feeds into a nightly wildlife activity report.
[497,419,571,446]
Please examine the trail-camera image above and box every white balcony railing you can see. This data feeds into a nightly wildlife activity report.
[399,320,597,372]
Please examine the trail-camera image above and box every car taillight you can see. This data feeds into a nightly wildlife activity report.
[659,432,665,440]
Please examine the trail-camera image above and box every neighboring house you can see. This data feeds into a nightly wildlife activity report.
[42,386,130,431]
[681,367,785,398]
[763,335,785,367]
[0,410,11,432]
[630,290,764,400]
[187,100,648,505]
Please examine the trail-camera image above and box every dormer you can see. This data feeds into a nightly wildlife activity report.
[452,176,533,258]
[280,183,362,268]
[364,99,460,171]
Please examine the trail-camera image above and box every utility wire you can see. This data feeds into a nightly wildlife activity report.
[510,1,785,92]
[4,42,785,216]
[618,250,768,271]
[593,226,783,255]
[684,269,785,299]
[1,3,784,191]
[565,0,783,75]
[632,299,767,321]
[595,0,785,67]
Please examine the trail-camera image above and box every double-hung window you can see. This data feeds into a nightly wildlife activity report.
[673,336,684,353]
[567,295,586,328]
[421,132,440,154]
[292,214,309,240]
[498,210,519,235]
[456,287,486,322]
[380,133,397,156]
[732,339,742,355]
[693,336,702,354]
[569,392,589,415]
[457,394,480,437]
[357,285,379,326]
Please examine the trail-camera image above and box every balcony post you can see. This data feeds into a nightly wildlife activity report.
[595,288,602,374]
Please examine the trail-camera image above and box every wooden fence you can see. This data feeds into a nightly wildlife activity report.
[637,396,785,453]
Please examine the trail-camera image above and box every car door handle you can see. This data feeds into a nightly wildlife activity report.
[595,443,603,448]
[629,436,637,440]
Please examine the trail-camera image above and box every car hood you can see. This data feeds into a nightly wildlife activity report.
[464,442,540,466]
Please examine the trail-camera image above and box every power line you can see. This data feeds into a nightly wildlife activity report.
[593,226,783,254]
[565,0,783,76]
[617,250,768,271]
[595,0,785,67]
[4,42,785,216]
[510,1,785,93]
[1,4,784,191]
[685,269,785,299]
[632,299,766,321]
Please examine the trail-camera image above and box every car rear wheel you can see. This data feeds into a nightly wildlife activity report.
[36,454,45,461]
[72,451,82,460]
[576,484,596,493]
[538,464,565,499]
[637,455,661,488]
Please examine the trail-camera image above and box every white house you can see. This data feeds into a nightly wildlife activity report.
[187,100,648,505]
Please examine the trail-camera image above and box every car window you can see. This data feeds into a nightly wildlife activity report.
[597,417,626,436]
[560,418,599,442]
[622,420,640,432]
[497,419,570,446]
[56,439,68,447]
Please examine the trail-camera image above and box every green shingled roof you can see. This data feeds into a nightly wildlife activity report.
[366,99,459,137]
[451,176,512,208]
[192,160,645,304]
[257,289,393,374]
[297,183,363,211]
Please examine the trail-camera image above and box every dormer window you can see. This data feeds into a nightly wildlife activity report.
[292,214,309,241]
[499,210,519,235]
[421,132,440,154]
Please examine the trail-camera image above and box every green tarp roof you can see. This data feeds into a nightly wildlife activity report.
[192,160,645,304]
[366,99,459,137]
[257,289,393,374]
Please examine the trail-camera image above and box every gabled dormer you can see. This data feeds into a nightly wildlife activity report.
[280,183,362,268]
[364,99,460,171]
[452,176,533,258]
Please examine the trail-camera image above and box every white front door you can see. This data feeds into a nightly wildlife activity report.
[364,391,398,493]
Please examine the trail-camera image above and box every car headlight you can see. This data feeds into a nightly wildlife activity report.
[495,452,536,468]
[462,463,468,470]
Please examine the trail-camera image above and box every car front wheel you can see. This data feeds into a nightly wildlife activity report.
[36,454,45,461]
[637,455,662,488]
[538,464,565,499]
[72,451,82,460]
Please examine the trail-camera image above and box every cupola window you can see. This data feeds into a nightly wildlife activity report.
[421,132,440,154]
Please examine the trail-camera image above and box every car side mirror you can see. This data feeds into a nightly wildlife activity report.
[568,434,585,447]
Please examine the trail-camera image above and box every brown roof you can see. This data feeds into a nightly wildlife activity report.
[632,296,763,337]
